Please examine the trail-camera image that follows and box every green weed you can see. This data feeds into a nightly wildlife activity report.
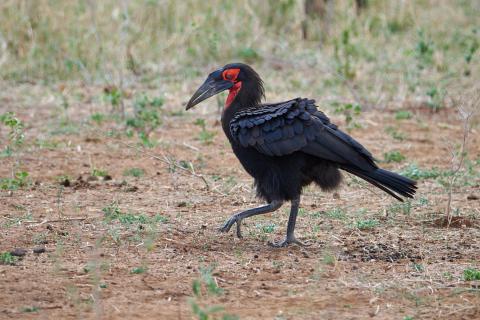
[385,126,406,141]
[400,163,442,180]
[90,112,106,125]
[383,150,406,163]
[103,87,123,111]
[126,94,164,147]
[91,168,109,178]
[102,202,168,225]
[322,253,336,266]
[189,266,238,320]
[415,30,434,69]
[323,208,347,220]
[194,119,216,145]
[0,171,30,190]
[258,223,276,234]
[332,102,362,129]
[123,168,145,177]
[334,29,358,80]
[387,201,412,216]
[131,266,147,274]
[21,306,39,313]
[464,268,480,281]
[0,252,17,265]
[1,111,25,156]
[355,219,379,230]
[395,110,412,120]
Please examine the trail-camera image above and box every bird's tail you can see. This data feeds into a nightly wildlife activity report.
[341,166,417,201]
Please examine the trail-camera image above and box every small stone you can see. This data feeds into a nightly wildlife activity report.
[10,248,27,257]
[124,186,138,192]
[33,246,46,254]
[467,194,479,200]
[59,179,71,187]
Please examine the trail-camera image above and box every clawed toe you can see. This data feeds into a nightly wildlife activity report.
[219,215,243,238]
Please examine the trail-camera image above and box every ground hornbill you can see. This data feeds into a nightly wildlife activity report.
[186,63,417,247]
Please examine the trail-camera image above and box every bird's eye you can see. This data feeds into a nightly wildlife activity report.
[222,68,240,82]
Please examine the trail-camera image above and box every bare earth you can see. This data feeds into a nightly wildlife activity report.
[1,84,479,320]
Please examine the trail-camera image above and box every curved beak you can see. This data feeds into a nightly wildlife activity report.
[186,76,233,110]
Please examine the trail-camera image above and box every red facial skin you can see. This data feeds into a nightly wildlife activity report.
[222,68,242,108]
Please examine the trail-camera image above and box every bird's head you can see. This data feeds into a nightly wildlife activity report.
[186,63,264,110]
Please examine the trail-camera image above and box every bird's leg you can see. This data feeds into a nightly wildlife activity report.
[269,198,309,247]
[219,200,283,238]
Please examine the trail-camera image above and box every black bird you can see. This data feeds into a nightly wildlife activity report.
[186,63,416,247]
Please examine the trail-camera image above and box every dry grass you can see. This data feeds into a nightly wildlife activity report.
[0,1,478,106]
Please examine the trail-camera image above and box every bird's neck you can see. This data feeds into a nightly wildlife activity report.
[221,81,263,140]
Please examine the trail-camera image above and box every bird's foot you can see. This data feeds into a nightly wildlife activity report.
[219,214,243,238]
[268,237,312,248]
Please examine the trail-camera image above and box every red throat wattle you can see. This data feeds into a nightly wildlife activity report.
[226,81,242,108]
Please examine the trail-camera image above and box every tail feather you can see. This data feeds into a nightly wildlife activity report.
[342,167,417,201]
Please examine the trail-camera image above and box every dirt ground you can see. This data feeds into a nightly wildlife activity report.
[1,84,479,320]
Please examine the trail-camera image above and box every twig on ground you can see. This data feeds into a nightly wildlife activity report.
[25,217,88,227]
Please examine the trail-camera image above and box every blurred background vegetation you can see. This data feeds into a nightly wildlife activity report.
[0,0,478,108]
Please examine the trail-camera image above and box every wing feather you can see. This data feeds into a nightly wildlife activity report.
[229,98,376,171]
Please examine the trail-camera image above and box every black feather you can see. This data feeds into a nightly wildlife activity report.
[228,97,417,202]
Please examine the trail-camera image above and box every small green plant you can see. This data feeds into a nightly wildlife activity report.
[383,150,406,163]
[385,126,406,141]
[403,316,414,320]
[258,223,276,234]
[189,266,238,320]
[0,252,17,265]
[102,202,168,225]
[322,252,336,266]
[426,86,444,111]
[395,110,412,120]
[237,47,260,62]
[400,163,442,180]
[463,268,480,281]
[332,102,362,129]
[1,111,25,156]
[334,29,358,80]
[442,272,453,280]
[123,167,145,177]
[194,119,216,145]
[126,94,164,147]
[21,306,39,313]
[131,266,147,274]
[412,263,424,272]
[103,86,123,111]
[414,30,434,69]
[2,212,33,228]
[92,168,109,178]
[387,201,412,216]
[90,112,106,125]
[323,208,347,220]
[355,219,379,230]
[0,171,29,190]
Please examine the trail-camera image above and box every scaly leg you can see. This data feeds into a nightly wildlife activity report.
[269,198,309,247]
[219,200,283,238]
